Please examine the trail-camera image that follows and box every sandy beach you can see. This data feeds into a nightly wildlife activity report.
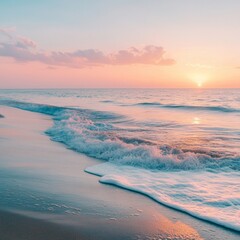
[0,106,239,240]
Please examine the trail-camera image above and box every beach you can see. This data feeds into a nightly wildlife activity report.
[1,0,240,238]
[0,105,239,240]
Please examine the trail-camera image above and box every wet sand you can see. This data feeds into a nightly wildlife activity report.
[0,106,239,240]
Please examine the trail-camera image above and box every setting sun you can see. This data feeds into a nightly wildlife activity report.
[189,73,209,88]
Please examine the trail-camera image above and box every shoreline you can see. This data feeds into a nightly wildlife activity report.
[0,106,239,240]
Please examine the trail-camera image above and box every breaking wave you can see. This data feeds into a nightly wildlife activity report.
[1,100,239,172]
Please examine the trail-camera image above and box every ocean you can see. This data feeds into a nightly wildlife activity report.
[0,88,239,231]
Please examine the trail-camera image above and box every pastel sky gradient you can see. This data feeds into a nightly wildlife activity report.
[0,0,239,88]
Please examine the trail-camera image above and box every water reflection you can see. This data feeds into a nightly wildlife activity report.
[192,117,201,125]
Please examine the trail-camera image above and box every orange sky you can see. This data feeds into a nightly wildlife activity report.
[0,57,239,88]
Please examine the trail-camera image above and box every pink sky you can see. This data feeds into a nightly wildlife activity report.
[0,1,239,88]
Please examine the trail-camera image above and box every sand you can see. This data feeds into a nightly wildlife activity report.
[0,106,239,240]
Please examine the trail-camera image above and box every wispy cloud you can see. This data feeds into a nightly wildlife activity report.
[0,28,175,68]
[0,27,16,39]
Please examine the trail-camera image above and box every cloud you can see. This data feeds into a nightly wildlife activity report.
[17,37,37,49]
[110,46,175,65]
[0,27,16,39]
[0,29,175,68]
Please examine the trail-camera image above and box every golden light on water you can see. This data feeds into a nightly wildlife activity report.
[192,117,201,124]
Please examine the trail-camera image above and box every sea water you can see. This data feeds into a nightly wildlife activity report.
[0,88,239,231]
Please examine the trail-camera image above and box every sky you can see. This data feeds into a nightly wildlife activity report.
[0,0,239,88]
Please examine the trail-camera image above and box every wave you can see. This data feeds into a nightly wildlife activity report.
[1,99,240,231]
[1,100,239,172]
[135,102,240,113]
[0,99,123,120]
[86,163,240,232]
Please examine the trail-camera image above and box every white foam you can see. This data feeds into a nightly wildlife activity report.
[1,100,239,171]
[86,163,240,232]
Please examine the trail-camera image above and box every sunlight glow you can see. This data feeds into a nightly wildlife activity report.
[189,73,209,88]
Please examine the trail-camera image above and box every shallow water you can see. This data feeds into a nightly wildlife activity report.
[0,88,239,231]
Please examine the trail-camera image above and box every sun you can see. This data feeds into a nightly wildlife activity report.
[190,73,208,88]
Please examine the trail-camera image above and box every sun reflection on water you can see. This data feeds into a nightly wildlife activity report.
[192,117,201,125]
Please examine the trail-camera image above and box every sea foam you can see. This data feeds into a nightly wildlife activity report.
[1,100,239,171]
[86,163,240,232]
